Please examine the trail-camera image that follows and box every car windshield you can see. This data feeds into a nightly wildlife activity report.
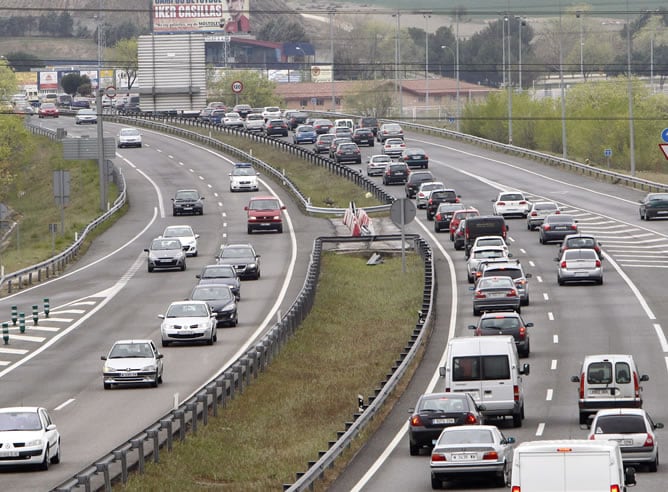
[109,342,153,359]
[191,286,234,302]
[249,199,279,210]
[0,411,41,431]
[419,396,469,413]
[163,226,193,237]
[151,239,181,250]
[595,415,647,434]
[121,128,140,136]
[220,247,253,259]
[202,266,235,278]
[232,167,256,176]
[176,191,199,200]
[298,126,315,132]
[166,303,209,318]
[440,428,494,444]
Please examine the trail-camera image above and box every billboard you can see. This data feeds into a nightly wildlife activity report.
[152,0,251,34]
[39,71,58,90]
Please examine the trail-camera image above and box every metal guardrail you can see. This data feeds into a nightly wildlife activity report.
[52,235,434,492]
[0,122,127,295]
[104,113,395,215]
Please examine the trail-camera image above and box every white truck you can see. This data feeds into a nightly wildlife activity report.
[510,440,636,492]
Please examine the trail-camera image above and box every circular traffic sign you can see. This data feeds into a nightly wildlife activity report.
[662,128,668,143]
[231,81,244,94]
[104,86,117,98]
[390,198,416,227]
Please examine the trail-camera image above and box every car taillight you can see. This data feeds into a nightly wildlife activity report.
[435,214,442,220]
[570,224,577,229]
[507,289,517,297]
[530,211,538,216]
[482,451,499,460]
[579,373,585,398]
[555,210,561,214]
[560,261,567,268]
[514,385,520,401]
[410,415,424,427]
[543,224,551,230]
[519,326,526,340]
[595,259,601,267]
[589,434,595,440]
[633,372,640,398]
[465,413,478,424]
[497,201,506,206]
[512,487,521,492]
[644,434,655,447]
[431,453,447,462]
[610,485,621,492]
[428,199,433,205]
[519,200,527,204]
[425,154,429,159]
[474,291,486,299]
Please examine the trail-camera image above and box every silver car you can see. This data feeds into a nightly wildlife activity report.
[526,201,560,230]
[101,339,164,389]
[415,181,445,209]
[366,154,392,176]
[144,237,186,272]
[430,425,516,489]
[556,248,603,285]
[159,300,217,346]
[471,276,521,316]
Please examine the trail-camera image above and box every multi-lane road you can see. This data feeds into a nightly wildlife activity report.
[2,118,668,491]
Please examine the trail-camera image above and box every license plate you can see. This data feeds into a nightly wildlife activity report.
[451,453,477,461]
[432,418,455,424]
[588,389,610,395]
[261,222,270,226]
[0,450,19,457]
[614,439,634,445]
[488,292,505,297]
[396,172,404,176]
[120,372,137,377]
[575,272,589,276]
[181,329,192,334]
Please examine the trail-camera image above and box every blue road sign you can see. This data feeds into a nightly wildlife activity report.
[604,148,612,158]
[662,128,668,143]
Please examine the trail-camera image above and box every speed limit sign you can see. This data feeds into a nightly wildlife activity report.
[231,81,244,94]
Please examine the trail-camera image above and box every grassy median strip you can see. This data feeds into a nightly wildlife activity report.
[120,251,423,491]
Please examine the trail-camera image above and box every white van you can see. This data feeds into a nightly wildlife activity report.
[334,118,354,130]
[570,354,649,425]
[439,336,529,427]
[510,440,636,492]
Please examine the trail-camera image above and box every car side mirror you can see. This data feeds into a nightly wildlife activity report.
[195,274,201,278]
[525,322,534,327]
[143,248,149,253]
[520,363,530,375]
[438,366,446,377]
[571,375,580,382]
[505,437,516,444]
[525,273,532,278]
[507,253,513,257]
[468,325,476,330]
[158,314,165,319]
[171,198,175,202]
[101,355,107,360]
[469,286,475,291]
[655,422,664,429]
[281,205,287,210]
[156,353,164,359]
[244,206,249,211]
[476,403,486,411]
[640,374,649,382]
[195,234,200,239]
[506,224,510,230]
[407,407,415,414]
[554,257,560,262]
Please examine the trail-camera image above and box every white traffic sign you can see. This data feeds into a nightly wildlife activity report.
[104,86,117,98]
[231,81,244,94]
[660,144,668,160]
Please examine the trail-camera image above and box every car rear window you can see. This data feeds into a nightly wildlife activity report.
[484,267,522,280]
[587,361,613,384]
[440,428,494,444]
[567,237,596,248]
[500,193,524,201]
[595,415,646,434]
[453,355,511,381]
[564,250,597,260]
[546,215,575,224]
[419,396,470,412]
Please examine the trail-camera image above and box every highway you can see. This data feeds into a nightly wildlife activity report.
[2,117,668,491]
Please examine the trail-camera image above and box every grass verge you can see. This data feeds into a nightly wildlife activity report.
[120,251,424,491]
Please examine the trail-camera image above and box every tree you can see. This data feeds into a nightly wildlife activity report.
[344,81,394,117]
[209,70,282,108]
[5,51,45,72]
[60,73,91,96]
[109,38,138,90]
[257,18,308,43]
[0,59,27,196]
[0,59,18,102]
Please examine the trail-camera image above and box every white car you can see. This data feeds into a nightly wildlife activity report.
[415,181,445,209]
[101,339,164,389]
[588,408,663,471]
[222,112,244,128]
[261,106,281,120]
[162,225,199,257]
[466,246,512,283]
[159,300,217,347]
[381,137,406,157]
[243,113,265,132]
[469,235,510,256]
[492,191,531,218]
[117,127,142,148]
[229,164,259,192]
[74,108,97,124]
[366,154,393,176]
[526,201,560,230]
[0,407,61,470]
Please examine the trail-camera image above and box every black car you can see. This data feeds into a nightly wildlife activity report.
[313,133,335,154]
[433,203,466,233]
[172,189,204,216]
[263,119,288,137]
[357,116,378,136]
[469,311,532,357]
[216,243,261,280]
[195,264,241,300]
[328,137,353,159]
[426,189,461,220]
[382,162,410,185]
[539,214,578,244]
[400,148,429,169]
[558,233,603,260]
[286,111,309,130]
[189,284,238,327]
[408,392,484,456]
[333,142,362,164]
[232,104,252,119]
[404,170,434,199]
[352,128,375,147]
[639,192,668,221]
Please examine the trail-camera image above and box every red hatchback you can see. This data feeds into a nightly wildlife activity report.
[449,208,480,241]
[38,103,59,118]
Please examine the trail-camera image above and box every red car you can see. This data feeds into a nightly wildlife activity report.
[449,208,479,241]
[38,103,59,118]
[245,196,286,234]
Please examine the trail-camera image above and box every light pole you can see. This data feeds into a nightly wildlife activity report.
[576,11,584,79]
[455,12,461,133]
[516,16,526,91]
[558,1,568,158]
[393,10,403,116]
[626,0,636,176]
[329,10,335,111]
[440,45,455,77]
[423,12,432,111]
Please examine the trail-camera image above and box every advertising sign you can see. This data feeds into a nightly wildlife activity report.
[39,71,58,90]
[152,0,251,34]
[80,70,99,89]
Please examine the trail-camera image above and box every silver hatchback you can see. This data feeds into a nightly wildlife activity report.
[556,248,602,285]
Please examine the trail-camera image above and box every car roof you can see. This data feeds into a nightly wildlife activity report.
[0,406,42,413]
[594,408,646,417]
[479,310,521,318]
[582,354,636,363]
[168,300,209,306]
[111,339,154,345]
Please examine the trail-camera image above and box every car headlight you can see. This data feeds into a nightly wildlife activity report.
[27,438,44,447]
[103,364,112,373]
[247,263,257,269]
[141,364,157,371]
[272,215,280,220]
[221,304,235,313]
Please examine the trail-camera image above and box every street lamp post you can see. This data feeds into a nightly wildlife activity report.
[455,12,461,133]
[440,45,455,77]
[423,12,432,111]
[516,16,526,91]
[393,11,403,116]
[329,10,335,111]
[558,1,568,158]
[576,11,584,79]
[626,0,636,176]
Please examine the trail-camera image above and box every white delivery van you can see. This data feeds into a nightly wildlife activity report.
[510,440,636,492]
[334,118,354,130]
[439,336,529,427]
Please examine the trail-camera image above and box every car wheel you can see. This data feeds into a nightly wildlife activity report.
[558,277,564,286]
[539,235,545,244]
[151,377,158,388]
[51,439,61,464]
[409,442,420,456]
[473,307,480,316]
[516,306,521,314]
[497,462,510,487]
[434,225,440,232]
[173,209,178,216]
[148,265,154,273]
[247,225,253,234]
[644,211,650,221]
[431,475,442,490]
[649,451,659,472]
[206,334,214,345]
[597,277,603,285]
[158,372,163,384]
[40,445,50,470]
[277,224,283,233]
[512,410,522,428]
[527,223,532,230]
[193,251,198,257]
[449,233,454,241]
[162,340,170,347]
[467,273,474,283]
[522,296,529,306]
[104,382,111,390]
